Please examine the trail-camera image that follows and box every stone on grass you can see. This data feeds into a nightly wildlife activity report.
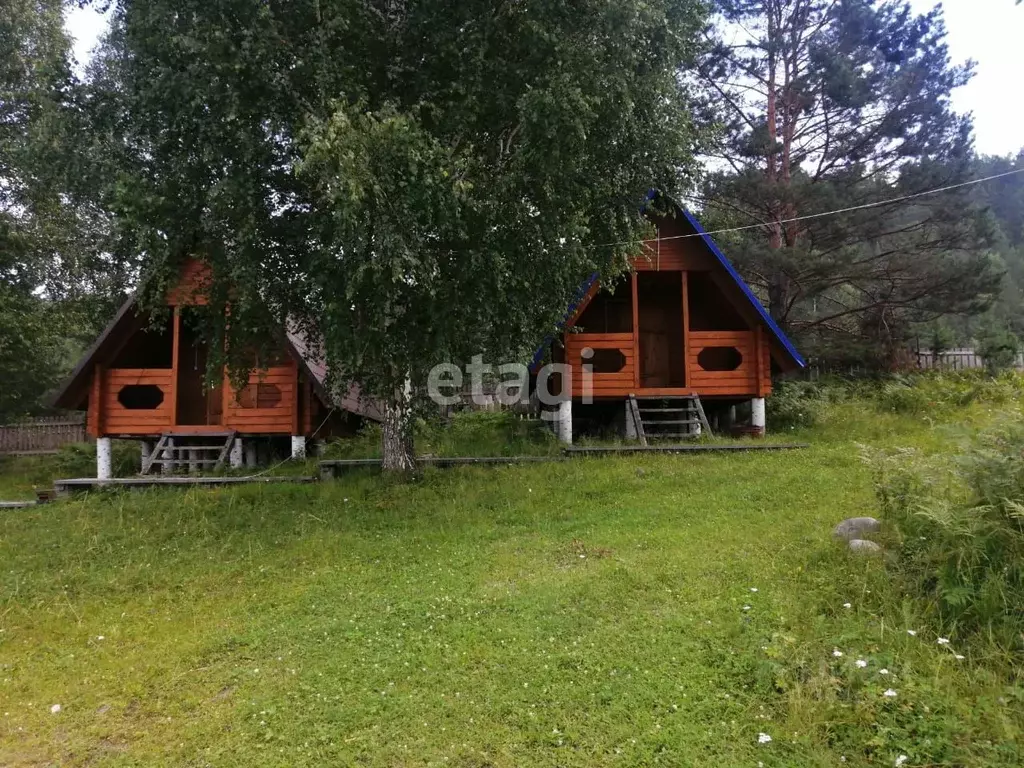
[848,539,882,554]
[833,517,881,541]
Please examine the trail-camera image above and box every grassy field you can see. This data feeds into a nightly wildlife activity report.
[1,393,1022,766]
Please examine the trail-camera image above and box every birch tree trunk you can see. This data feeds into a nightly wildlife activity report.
[381,379,415,472]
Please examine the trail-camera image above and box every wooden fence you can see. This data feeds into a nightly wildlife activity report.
[0,415,89,455]
[916,348,1024,371]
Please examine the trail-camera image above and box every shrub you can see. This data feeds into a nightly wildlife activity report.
[766,379,826,430]
[873,423,1024,650]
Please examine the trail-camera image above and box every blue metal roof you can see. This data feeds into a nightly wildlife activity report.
[677,208,806,368]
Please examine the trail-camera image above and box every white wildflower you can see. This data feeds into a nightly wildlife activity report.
[855,659,868,668]
[757,732,772,744]
[743,605,751,611]
[937,637,950,645]
[906,629,917,636]
[883,688,898,698]
[954,654,965,660]
[832,649,844,657]
[750,587,759,593]
[895,755,908,767]
[843,602,852,609]
[50,704,61,714]
[879,668,890,675]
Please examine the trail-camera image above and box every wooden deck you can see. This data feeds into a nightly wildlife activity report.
[319,455,563,478]
[565,443,808,455]
[53,475,317,495]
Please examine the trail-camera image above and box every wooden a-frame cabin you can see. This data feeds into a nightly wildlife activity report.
[51,259,379,478]
[549,202,805,442]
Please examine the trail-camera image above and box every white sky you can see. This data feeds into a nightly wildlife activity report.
[65,1,1024,157]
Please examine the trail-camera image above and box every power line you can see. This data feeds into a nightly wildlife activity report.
[589,167,1024,250]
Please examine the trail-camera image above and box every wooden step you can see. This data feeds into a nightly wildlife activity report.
[627,393,712,443]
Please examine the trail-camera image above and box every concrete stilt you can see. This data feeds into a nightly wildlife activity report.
[161,438,176,475]
[244,441,258,468]
[229,438,243,469]
[313,439,327,457]
[96,437,112,480]
[554,399,573,445]
[291,435,306,459]
[139,440,154,470]
[751,398,766,433]
[624,401,638,440]
[188,448,200,474]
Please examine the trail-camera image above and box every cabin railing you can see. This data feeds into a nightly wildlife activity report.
[222,364,297,434]
[564,329,768,398]
[565,333,635,397]
[101,368,175,434]
[687,330,765,395]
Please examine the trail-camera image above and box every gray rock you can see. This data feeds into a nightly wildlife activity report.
[848,538,883,554]
[833,517,881,541]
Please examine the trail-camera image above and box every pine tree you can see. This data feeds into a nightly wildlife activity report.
[698,0,1000,363]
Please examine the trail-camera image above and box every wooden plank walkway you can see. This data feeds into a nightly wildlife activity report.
[565,443,808,455]
[319,455,562,478]
[53,475,317,495]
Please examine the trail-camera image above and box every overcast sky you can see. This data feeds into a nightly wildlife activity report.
[65,1,1024,157]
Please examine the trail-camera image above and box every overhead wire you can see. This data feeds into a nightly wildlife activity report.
[588,167,1024,250]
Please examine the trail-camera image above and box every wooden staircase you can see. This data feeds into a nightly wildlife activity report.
[142,431,237,475]
[626,394,712,445]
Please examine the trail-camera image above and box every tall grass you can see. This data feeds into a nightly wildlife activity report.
[873,422,1024,652]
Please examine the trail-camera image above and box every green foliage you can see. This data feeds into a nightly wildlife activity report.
[976,320,1020,374]
[0,0,133,418]
[91,0,710,465]
[700,0,999,361]
[766,379,826,430]
[874,370,1024,415]
[874,422,1024,650]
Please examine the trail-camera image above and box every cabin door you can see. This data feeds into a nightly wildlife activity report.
[175,310,224,426]
[636,271,685,388]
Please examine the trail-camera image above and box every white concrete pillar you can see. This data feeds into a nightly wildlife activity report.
[555,399,573,445]
[139,440,154,471]
[624,402,638,440]
[161,438,176,475]
[229,438,243,469]
[244,441,258,467]
[313,439,327,457]
[751,398,766,431]
[291,435,306,459]
[727,405,737,427]
[96,437,112,480]
[188,448,200,474]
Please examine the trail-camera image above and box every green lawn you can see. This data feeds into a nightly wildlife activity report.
[1,401,1021,766]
